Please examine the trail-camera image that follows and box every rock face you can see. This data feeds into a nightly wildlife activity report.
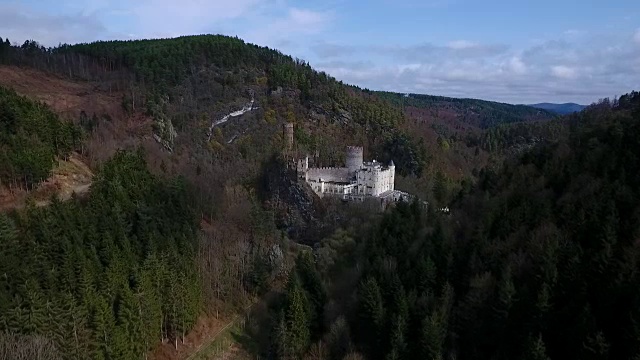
[260,156,329,244]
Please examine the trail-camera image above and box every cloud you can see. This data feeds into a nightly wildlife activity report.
[0,0,333,59]
[0,0,267,44]
[312,42,357,59]
[383,42,509,61]
[506,56,527,75]
[1,1,637,104]
[315,60,376,70]
[241,7,333,50]
[288,8,329,29]
[563,29,586,37]
[310,40,509,63]
[551,65,578,79]
[447,40,479,49]
[380,0,457,9]
[315,30,640,104]
[125,0,264,38]
[0,3,106,45]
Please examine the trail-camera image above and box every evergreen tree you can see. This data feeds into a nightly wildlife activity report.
[386,314,407,360]
[524,334,551,360]
[295,252,326,337]
[0,151,202,360]
[357,277,385,356]
[282,273,311,358]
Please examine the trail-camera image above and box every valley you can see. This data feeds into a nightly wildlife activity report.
[0,32,638,360]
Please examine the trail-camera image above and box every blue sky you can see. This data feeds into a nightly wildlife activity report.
[1,0,639,104]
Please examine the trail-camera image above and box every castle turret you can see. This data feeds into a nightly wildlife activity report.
[297,155,309,181]
[372,166,382,196]
[346,146,363,174]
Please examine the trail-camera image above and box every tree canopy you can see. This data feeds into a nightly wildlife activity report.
[0,86,81,189]
[0,150,201,359]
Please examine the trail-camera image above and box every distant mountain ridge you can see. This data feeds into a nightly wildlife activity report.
[376,91,556,128]
[528,102,586,114]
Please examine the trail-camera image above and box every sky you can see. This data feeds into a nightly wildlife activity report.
[1,0,639,104]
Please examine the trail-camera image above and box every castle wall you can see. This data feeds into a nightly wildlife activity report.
[300,146,399,201]
[307,176,357,198]
[307,167,351,183]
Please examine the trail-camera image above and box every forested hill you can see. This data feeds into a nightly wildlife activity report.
[528,102,587,114]
[377,91,556,128]
[0,33,425,359]
[0,34,555,183]
[0,35,431,177]
[288,91,640,360]
[1,32,615,360]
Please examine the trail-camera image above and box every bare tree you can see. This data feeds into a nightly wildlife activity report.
[0,332,62,360]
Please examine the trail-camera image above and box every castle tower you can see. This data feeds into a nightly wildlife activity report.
[284,123,294,151]
[297,155,309,181]
[373,166,383,196]
[346,146,364,174]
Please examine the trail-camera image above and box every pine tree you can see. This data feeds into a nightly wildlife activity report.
[283,273,311,358]
[90,295,115,360]
[524,334,551,360]
[114,286,144,359]
[137,258,163,350]
[59,293,91,359]
[295,252,326,337]
[0,214,21,318]
[23,279,48,334]
[358,277,385,356]
[386,314,407,360]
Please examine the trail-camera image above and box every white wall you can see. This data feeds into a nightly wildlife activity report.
[303,157,396,199]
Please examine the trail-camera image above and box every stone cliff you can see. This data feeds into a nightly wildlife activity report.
[259,156,334,244]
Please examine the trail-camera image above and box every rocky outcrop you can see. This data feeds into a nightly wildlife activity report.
[259,156,331,244]
[148,96,177,152]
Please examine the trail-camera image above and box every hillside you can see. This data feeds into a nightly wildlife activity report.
[377,91,555,128]
[1,36,560,187]
[272,90,640,360]
[0,34,424,359]
[0,85,83,190]
[372,91,557,183]
[0,33,581,360]
[529,102,587,114]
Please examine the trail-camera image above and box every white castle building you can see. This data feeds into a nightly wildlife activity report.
[297,146,412,202]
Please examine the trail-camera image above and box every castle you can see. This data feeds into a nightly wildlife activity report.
[286,124,412,203]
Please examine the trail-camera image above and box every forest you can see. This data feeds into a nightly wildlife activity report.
[253,91,640,359]
[376,91,555,128]
[2,30,640,360]
[0,150,201,359]
[0,86,81,189]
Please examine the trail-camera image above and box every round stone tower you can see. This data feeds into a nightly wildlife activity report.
[346,146,364,174]
[284,123,294,151]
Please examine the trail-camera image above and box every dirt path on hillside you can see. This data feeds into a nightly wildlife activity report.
[184,314,244,360]
[150,284,284,360]
[0,152,93,211]
[148,316,231,360]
